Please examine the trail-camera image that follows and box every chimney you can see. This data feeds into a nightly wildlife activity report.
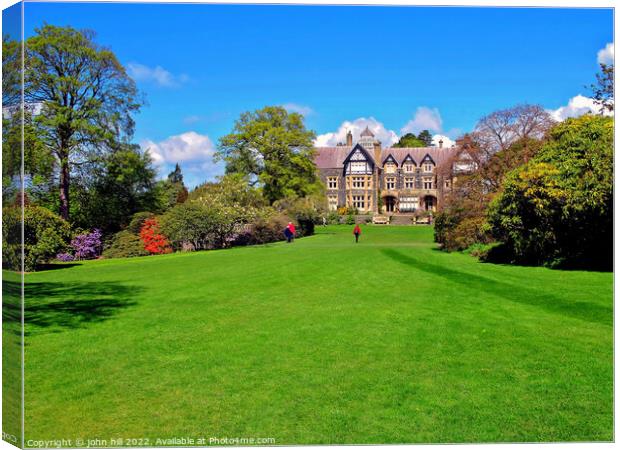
[373,141,382,166]
[346,130,353,147]
[438,139,444,149]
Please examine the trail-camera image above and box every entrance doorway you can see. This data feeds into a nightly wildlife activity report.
[384,196,397,213]
[424,195,437,212]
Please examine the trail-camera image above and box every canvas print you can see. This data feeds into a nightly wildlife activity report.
[1,1,614,447]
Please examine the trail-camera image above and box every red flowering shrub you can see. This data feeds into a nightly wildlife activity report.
[139,218,172,255]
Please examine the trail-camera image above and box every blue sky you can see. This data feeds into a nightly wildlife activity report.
[17,3,615,187]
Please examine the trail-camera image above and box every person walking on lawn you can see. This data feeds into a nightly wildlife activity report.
[284,226,293,243]
[287,222,296,243]
[353,224,361,243]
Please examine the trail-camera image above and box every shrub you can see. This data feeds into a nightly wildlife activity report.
[127,212,154,234]
[71,229,102,260]
[488,115,613,269]
[235,213,290,245]
[345,214,356,225]
[159,202,246,251]
[448,216,492,251]
[273,196,319,237]
[327,211,340,224]
[56,253,75,262]
[337,205,358,216]
[140,218,172,254]
[103,230,150,259]
[2,206,72,271]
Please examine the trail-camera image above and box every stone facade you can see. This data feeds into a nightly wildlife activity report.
[314,127,468,215]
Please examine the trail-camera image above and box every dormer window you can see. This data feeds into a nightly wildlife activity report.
[402,156,416,173]
[383,155,398,174]
[384,162,396,174]
[423,162,435,172]
[421,154,435,172]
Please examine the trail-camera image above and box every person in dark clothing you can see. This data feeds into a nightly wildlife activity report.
[286,222,296,243]
[284,226,293,243]
[353,224,361,243]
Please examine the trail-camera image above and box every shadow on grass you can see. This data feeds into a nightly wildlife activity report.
[2,279,140,335]
[35,263,83,271]
[382,249,612,327]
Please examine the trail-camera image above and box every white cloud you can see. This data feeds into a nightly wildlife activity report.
[432,134,456,148]
[141,131,216,165]
[315,117,399,147]
[281,103,314,116]
[547,94,612,121]
[400,107,443,135]
[126,62,188,88]
[597,43,614,65]
[140,131,224,187]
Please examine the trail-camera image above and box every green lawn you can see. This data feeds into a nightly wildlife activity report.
[6,225,613,444]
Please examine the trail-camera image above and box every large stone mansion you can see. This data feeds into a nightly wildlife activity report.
[314,127,472,215]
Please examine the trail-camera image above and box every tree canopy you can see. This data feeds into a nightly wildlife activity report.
[473,104,554,157]
[590,63,614,113]
[216,106,321,204]
[393,133,426,148]
[488,114,613,269]
[24,24,142,220]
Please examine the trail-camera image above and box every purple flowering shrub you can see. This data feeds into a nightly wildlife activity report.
[70,229,103,260]
[56,253,75,262]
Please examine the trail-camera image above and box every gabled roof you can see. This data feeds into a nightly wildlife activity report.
[314,144,458,170]
[343,143,375,165]
[420,153,436,164]
[382,154,398,166]
[380,147,454,168]
[402,154,417,165]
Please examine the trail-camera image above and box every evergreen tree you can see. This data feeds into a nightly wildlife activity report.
[417,130,433,146]
[168,163,184,184]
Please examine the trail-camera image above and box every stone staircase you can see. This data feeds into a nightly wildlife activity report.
[389,214,416,225]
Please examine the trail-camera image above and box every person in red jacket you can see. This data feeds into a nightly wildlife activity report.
[287,222,296,242]
[353,224,361,243]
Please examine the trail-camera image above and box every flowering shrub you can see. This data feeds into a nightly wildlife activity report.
[56,253,75,262]
[139,218,172,254]
[71,229,103,260]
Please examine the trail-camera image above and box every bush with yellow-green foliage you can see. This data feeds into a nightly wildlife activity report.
[2,205,72,271]
[488,114,613,269]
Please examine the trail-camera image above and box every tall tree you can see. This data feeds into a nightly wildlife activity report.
[216,106,320,204]
[24,25,141,220]
[590,63,614,113]
[473,104,554,157]
[434,104,553,251]
[168,163,184,184]
[156,163,188,209]
[417,130,433,146]
[2,34,21,107]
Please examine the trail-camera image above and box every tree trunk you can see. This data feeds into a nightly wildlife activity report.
[59,156,70,221]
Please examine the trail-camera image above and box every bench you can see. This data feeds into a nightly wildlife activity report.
[372,215,390,225]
